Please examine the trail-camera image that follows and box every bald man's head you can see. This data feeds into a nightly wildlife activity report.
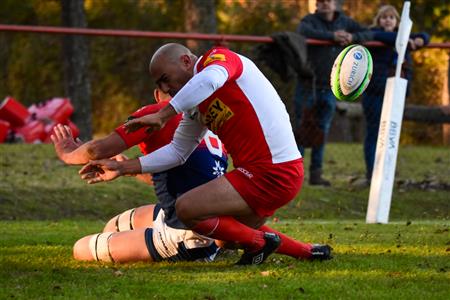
[150,43,192,67]
[149,43,198,97]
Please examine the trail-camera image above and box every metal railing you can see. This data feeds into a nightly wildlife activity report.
[0,24,449,48]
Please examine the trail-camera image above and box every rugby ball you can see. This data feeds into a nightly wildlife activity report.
[330,44,373,101]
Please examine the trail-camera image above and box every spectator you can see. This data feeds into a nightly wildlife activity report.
[295,0,374,186]
[362,4,430,183]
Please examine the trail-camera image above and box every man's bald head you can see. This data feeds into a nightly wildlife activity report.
[149,43,198,97]
[149,43,193,71]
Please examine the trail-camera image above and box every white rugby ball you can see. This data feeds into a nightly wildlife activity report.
[330,44,373,101]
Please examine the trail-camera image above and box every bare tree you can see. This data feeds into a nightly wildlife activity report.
[184,0,217,53]
[61,0,92,139]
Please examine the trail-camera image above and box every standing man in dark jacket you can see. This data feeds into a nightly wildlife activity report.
[295,0,374,186]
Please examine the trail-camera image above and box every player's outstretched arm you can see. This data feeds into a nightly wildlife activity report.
[51,124,128,165]
[113,154,153,185]
[51,124,83,162]
[125,104,177,134]
[79,158,142,184]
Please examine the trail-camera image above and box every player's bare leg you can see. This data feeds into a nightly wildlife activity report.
[175,176,263,227]
[103,204,156,232]
[73,229,153,263]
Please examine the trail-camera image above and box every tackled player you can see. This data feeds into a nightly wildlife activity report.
[52,89,227,263]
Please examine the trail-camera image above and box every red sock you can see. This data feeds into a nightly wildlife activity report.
[259,225,312,259]
[193,216,265,252]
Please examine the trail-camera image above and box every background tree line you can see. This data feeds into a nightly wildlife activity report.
[0,0,448,143]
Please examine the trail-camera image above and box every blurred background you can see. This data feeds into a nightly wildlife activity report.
[0,0,448,144]
[0,0,448,222]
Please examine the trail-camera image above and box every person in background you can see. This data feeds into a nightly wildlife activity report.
[362,4,430,183]
[295,0,374,186]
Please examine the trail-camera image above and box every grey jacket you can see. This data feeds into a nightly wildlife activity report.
[298,11,374,89]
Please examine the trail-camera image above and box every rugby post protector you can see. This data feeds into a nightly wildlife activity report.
[366,1,412,224]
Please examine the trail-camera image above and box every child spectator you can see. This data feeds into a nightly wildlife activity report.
[362,4,430,183]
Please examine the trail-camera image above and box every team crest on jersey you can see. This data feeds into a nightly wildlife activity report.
[203,53,226,67]
[212,160,225,177]
[202,98,234,132]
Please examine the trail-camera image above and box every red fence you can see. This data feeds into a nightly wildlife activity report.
[0,24,449,48]
[1,23,448,146]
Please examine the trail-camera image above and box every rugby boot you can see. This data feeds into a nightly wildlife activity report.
[235,232,281,265]
[310,244,332,260]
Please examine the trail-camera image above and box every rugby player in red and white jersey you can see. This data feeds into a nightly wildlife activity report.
[51,89,227,263]
[80,43,332,265]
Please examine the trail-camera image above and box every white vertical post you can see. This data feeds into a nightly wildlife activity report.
[366,1,413,224]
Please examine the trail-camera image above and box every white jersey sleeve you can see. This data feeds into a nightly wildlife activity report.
[139,114,207,173]
[169,65,229,113]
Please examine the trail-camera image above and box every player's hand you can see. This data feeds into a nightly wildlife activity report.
[79,159,122,184]
[112,154,128,162]
[124,113,164,134]
[51,124,83,161]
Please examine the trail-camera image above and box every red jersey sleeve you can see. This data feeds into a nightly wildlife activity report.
[197,47,243,81]
[114,102,182,155]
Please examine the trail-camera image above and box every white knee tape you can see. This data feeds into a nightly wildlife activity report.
[117,208,135,232]
[88,232,114,262]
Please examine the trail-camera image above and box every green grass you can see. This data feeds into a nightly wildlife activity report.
[0,143,448,221]
[0,143,449,299]
[0,220,449,299]
[0,144,153,220]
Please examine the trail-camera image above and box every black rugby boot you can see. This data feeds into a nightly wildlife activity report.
[235,232,281,265]
[310,244,332,260]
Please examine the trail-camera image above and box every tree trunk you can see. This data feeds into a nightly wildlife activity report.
[184,0,217,53]
[442,59,449,145]
[61,0,92,139]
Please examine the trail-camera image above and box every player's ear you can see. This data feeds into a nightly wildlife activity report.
[154,88,171,103]
[180,54,192,68]
[153,89,161,103]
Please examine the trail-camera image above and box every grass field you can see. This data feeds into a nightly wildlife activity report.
[0,143,449,299]
[1,220,449,299]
